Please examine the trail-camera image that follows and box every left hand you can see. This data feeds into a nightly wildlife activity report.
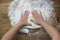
[15,11,30,27]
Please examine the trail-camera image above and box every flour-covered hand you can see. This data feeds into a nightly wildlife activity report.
[15,11,30,27]
[32,10,44,25]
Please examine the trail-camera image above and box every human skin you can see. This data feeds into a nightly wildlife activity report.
[32,10,60,40]
[1,10,60,40]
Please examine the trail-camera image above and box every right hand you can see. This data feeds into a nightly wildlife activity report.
[32,10,44,25]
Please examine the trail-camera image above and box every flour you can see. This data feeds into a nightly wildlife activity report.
[8,0,54,33]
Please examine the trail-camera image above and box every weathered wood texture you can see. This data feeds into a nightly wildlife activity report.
[53,0,60,23]
[0,0,60,40]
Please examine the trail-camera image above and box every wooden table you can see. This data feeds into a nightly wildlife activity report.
[0,0,60,40]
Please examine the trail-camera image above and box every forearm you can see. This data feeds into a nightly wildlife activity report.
[40,21,60,39]
[1,25,21,40]
[1,11,29,40]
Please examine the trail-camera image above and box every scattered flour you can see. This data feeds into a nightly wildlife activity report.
[8,0,54,33]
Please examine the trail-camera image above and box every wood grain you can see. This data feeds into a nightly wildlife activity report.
[0,0,60,40]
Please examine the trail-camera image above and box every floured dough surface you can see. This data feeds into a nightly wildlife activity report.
[8,0,54,33]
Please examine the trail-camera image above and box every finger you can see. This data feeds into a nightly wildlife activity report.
[21,13,24,17]
[32,10,40,17]
[24,11,30,18]
[39,12,42,16]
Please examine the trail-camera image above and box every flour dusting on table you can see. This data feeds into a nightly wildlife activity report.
[8,0,54,33]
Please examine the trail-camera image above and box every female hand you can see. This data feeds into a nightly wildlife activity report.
[15,11,30,27]
[32,10,44,25]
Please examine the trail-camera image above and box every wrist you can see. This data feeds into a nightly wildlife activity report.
[15,23,22,28]
[39,20,45,25]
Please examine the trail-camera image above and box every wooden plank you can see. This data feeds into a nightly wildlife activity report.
[0,0,60,40]
[0,3,11,13]
[0,0,12,3]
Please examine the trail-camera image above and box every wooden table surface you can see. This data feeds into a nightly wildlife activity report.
[0,0,60,40]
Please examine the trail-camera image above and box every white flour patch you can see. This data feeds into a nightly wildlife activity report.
[8,0,54,33]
